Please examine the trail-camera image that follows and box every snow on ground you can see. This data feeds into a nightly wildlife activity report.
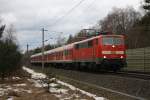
[23,66,106,100]
[7,97,13,100]
[13,83,26,87]
[57,80,105,100]
[23,67,46,79]
[0,82,32,97]
[49,83,58,87]
[49,88,68,94]
[0,87,8,96]
[12,77,21,80]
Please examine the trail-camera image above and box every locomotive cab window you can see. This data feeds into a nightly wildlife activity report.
[102,37,124,45]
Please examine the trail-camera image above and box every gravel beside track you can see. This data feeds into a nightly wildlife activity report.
[32,66,150,100]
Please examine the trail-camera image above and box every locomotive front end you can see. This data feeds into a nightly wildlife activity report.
[99,35,126,71]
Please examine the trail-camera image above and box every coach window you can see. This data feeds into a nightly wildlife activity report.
[61,52,63,57]
[64,50,68,55]
[57,52,59,58]
[59,52,61,58]
[69,50,71,55]
[64,50,66,55]
[96,39,98,45]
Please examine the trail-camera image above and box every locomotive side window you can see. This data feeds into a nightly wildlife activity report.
[88,40,93,47]
[102,37,124,45]
[75,40,94,49]
[78,42,85,48]
[75,44,79,49]
[78,42,88,48]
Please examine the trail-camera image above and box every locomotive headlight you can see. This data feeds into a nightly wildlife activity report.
[103,56,107,58]
[120,56,124,58]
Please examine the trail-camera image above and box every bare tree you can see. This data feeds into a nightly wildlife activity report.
[0,18,5,39]
[99,7,141,34]
[56,34,66,46]
[4,24,17,42]
[127,0,150,48]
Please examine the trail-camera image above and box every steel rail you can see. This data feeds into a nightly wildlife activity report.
[55,75,146,100]
[117,71,150,80]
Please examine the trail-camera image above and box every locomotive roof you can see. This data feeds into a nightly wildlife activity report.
[72,34,123,45]
[31,34,123,58]
[73,35,100,45]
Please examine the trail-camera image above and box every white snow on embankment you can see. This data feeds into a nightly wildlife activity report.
[23,66,106,100]
[0,78,32,100]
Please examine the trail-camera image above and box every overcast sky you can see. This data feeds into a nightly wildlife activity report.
[0,0,142,52]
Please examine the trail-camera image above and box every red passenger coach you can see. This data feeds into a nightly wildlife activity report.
[31,32,127,72]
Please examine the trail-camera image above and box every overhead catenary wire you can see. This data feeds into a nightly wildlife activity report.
[22,0,82,50]
[46,0,86,27]
[45,0,97,35]
[24,0,97,51]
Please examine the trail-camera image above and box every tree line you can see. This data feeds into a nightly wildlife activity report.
[0,21,22,80]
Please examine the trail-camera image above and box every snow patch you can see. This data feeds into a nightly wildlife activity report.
[49,83,58,87]
[12,77,21,80]
[57,80,76,90]
[0,88,7,96]
[23,66,106,100]
[27,79,43,88]
[23,66,46,79]
[13,83,26,87]
[13,88,32,93]
[7,97,13,100]
[22,89,32,93]
[49,88,68,94]
[0,84,32,97]
[58,79,105,100]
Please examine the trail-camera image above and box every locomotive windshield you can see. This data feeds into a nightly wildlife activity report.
[102,37,124,45]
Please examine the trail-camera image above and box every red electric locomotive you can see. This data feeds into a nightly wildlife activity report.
[31,32,126,72]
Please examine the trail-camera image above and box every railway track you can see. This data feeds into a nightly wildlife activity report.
[55,74,146,100]
[64,69,150,80]
[116,71,150,80]
[31,66,150,100]
[74,69,150,80]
